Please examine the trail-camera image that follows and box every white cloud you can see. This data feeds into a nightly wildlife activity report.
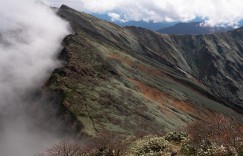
[108,12,127,22]
[45,0,243,26]
[108,12,121,21]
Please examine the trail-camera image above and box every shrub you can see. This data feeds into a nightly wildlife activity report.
[129,135,171,155]
[181,143,197,155]
[40,140,83,156]
[165,131,188,143]
[187,114,243,155]
[197,140,215,156]
[83,131,127,156]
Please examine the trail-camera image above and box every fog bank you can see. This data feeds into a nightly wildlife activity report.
[0,0,70,155]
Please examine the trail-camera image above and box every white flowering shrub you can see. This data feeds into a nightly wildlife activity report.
[165,132,188,142]
[197,140,214,156]
[211,145,231,156]
[129,136,171,155]
[181,140,240,156]
[181,143,197,155]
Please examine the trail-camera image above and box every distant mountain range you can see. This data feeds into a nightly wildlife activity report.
[93,13,243,34]
[92,13,176,31]
[157,22,233,35]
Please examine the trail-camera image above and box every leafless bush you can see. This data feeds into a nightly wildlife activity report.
[83,131,128,156]
[37,140,83,156]
[37,130,130,156]
[187,114,243,151]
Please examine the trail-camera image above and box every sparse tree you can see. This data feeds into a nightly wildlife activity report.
[39,140,83,156]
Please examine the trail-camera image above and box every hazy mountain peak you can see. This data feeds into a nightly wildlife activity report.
[158,21,233,35]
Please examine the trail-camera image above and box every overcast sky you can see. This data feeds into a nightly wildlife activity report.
[45,0,243,27]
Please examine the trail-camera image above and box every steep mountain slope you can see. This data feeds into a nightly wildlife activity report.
[48,5,242,136]
[128,27,243,111]
[157,22,233,35]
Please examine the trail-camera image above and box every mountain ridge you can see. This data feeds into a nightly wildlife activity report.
[47,5,242,136]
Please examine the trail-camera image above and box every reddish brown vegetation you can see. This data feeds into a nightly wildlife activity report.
[136,64,162,77]
[129,78,210,118]
[108,53,162,77]
[187,114,243,151]
[108,53,133,66]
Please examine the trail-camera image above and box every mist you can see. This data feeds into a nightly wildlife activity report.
[0,0,71,155]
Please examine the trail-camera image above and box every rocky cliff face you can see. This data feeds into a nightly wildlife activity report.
[47,5,242,136]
